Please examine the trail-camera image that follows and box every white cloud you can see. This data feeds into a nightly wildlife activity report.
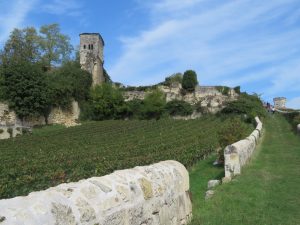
[108,0,300,93]
[0,0,37,44]
[42,0,82,16]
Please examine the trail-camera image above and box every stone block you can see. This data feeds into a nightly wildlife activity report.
[207,180,221,189]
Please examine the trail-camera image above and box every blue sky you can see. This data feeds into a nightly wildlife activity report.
[0,0,300,108]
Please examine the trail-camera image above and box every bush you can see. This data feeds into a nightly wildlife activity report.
[47,61,92,109]
[182,70,198,92]
[221,93,266,123]
[216,86,230,96]
[234,86,241,94]
[165,100,193,116]
[162,73,183,87]
[284,112,300,129]
[0,129,3,134]
[126,99,144,119]
[90,83,126,120]
[141,89,166,120]
[217,117,252,162]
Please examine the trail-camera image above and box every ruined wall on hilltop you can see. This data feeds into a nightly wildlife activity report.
[0,160,192,225]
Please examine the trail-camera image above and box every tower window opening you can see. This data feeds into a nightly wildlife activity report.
[91,44,93,50]
[88,44,91,50]
[83,45,86,49]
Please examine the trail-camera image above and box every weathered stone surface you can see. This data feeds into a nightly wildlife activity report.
[0,161,192,225]
[224,117,262,179]
[207,180,220,189]
[205,190,214,200]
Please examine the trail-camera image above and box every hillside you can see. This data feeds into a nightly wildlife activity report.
[0,116,253,199]
[190,114,300,224]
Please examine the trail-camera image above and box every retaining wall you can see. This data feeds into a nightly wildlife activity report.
[0,160,192,225]
[224,117,263,178]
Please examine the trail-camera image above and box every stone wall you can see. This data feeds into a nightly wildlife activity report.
[0,160,192,225]
[224,117,263,179]
[0,125,31,140]
[0,101,80,128]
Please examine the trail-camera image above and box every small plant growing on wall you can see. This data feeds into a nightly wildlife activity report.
[7,127,13,138]
[0,129,4,134]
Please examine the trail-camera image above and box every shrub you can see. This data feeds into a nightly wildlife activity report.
[221,93,266,123]
[165,100,193,116]
[90,83,126,120]
[141,89,166,120]
[234,86,241,94]
[126,99,144,119]
[7,127,13,137]
[182,70,198,92]
[217,117,251,162]
[194,102,209,114]
[162,73,183,87]
[0,129,3,134]
[216,86,230,96]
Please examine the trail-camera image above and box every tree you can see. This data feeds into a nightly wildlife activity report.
[46,61,92,109]
[165,100,193,116]
[39,24,73,69]
[90,84,126,120]
[163,73,183,86]
[1,61,50,120]
[182,70,198,92]
[0,27,41,65]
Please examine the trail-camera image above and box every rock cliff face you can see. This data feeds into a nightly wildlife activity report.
[0,161,192,225]
[123,84,238,115]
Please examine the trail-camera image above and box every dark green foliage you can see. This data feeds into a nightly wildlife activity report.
[90,83,126,120]
[195,102,209,114]
[0,129,3,134]
[234,86,241,94]
[221,93,266,123]
[217,117,252,161]
[1,62,50,120]
[46,61,92,109]
[161,73,183,87]
[216,86,230,95]
[7,128,13,137]
[126,99,144,119]
[165,100,193,116]
[284,112,300,129]
[103,69,112,83]
[182,70,198,92]
[0,115,252,198]
[141,90,166,119]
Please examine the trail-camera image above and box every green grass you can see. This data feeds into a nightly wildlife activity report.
[189,114,300,225]
[0,115,252,199]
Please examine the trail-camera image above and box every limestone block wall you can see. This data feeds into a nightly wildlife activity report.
[48,101,80,127]
[224,117,263,178]
[0,126,25,140]
[123,91,146,102]
[0,103,17,126]
[0,160,192,225]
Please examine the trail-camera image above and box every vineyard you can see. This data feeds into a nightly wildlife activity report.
[0,116,252,199]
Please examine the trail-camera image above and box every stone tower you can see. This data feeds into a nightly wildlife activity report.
[79,33,105,86]
[273,97,287,109]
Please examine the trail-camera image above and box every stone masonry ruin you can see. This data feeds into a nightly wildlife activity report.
[273,97,287,109]
[79,33,105,86]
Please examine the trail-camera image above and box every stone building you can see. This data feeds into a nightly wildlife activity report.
[273,97,286,109]
[79,33,105,86]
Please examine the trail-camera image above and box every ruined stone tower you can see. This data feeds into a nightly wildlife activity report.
[273,97,287,109]
[79,33,105,86]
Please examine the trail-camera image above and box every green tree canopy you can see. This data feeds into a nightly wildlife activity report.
[182,70,198,92]
[39,24,73,69]
[141,89,166,119]
[90,83,126,120]
[1,61,50,120]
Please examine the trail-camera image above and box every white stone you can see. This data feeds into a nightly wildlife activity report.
[205,190,215,200]
[0,160,192,225]
[207,180,221,189]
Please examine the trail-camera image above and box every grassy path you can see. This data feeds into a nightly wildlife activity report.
[189,115,300,225]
